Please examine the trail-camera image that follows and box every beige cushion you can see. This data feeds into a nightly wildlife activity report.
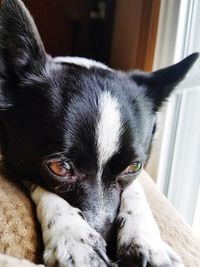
[139,171,200,267]
[0,164,199,267]
[0,164,43,263]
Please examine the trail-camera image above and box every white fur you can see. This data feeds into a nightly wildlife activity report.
[30,185,109,267]
[117,174,184,266]
[53,56,109,70]
[92,91,122,228]
[96,91,121,169]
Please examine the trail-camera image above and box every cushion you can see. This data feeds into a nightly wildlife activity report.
[0,162,43,263]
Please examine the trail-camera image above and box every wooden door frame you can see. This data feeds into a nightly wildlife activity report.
[110,0,161,71]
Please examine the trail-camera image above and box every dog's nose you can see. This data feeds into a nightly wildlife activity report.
[79,184,121,240]
[83,208,113,234]
[79,184,120,260]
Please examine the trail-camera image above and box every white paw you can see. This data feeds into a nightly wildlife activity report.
[43,209,110,267]
[31,186,111,267]
[44,235,109,267]
[116,212,184,267]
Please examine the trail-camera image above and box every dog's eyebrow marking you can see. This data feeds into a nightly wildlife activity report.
[53,56,110,70]
[96,91,121,172]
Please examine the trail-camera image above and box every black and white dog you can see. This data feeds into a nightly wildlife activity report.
[0,0,198,266]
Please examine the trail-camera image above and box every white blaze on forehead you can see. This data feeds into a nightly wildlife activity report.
[53,56,110,70]
[96,91,121,169]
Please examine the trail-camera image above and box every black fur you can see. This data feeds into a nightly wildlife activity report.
[0,0,199,261]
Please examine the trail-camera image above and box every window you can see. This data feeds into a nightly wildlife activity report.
[147,0,200,238]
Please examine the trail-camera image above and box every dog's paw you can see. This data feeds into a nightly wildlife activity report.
[41,204,111,267]
[117,239,184,267]
[44,233,109,267]
[116,213,184,267]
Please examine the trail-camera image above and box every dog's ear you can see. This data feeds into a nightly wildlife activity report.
[131,53,199,111]
[0,0,47,109]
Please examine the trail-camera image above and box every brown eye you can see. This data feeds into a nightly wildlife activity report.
[48,159,71,177]
[124,161,143,175]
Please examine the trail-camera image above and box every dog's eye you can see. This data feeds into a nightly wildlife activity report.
[48,160,71,177]
[124,161,143,175]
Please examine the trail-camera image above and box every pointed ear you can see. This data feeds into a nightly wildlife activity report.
[131,53,199,111]
[0,0,46,70]
[0,0,47,109]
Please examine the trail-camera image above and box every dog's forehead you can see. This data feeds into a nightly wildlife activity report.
[64,88,123,169]
[64,86,150,175]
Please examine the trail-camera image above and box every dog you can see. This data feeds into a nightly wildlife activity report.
[0,0,198,266]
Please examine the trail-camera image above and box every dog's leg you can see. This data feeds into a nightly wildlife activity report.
[26,183,111,267]
[116,177,184,267]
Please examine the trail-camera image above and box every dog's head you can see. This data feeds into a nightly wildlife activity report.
[0,0,198,238]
